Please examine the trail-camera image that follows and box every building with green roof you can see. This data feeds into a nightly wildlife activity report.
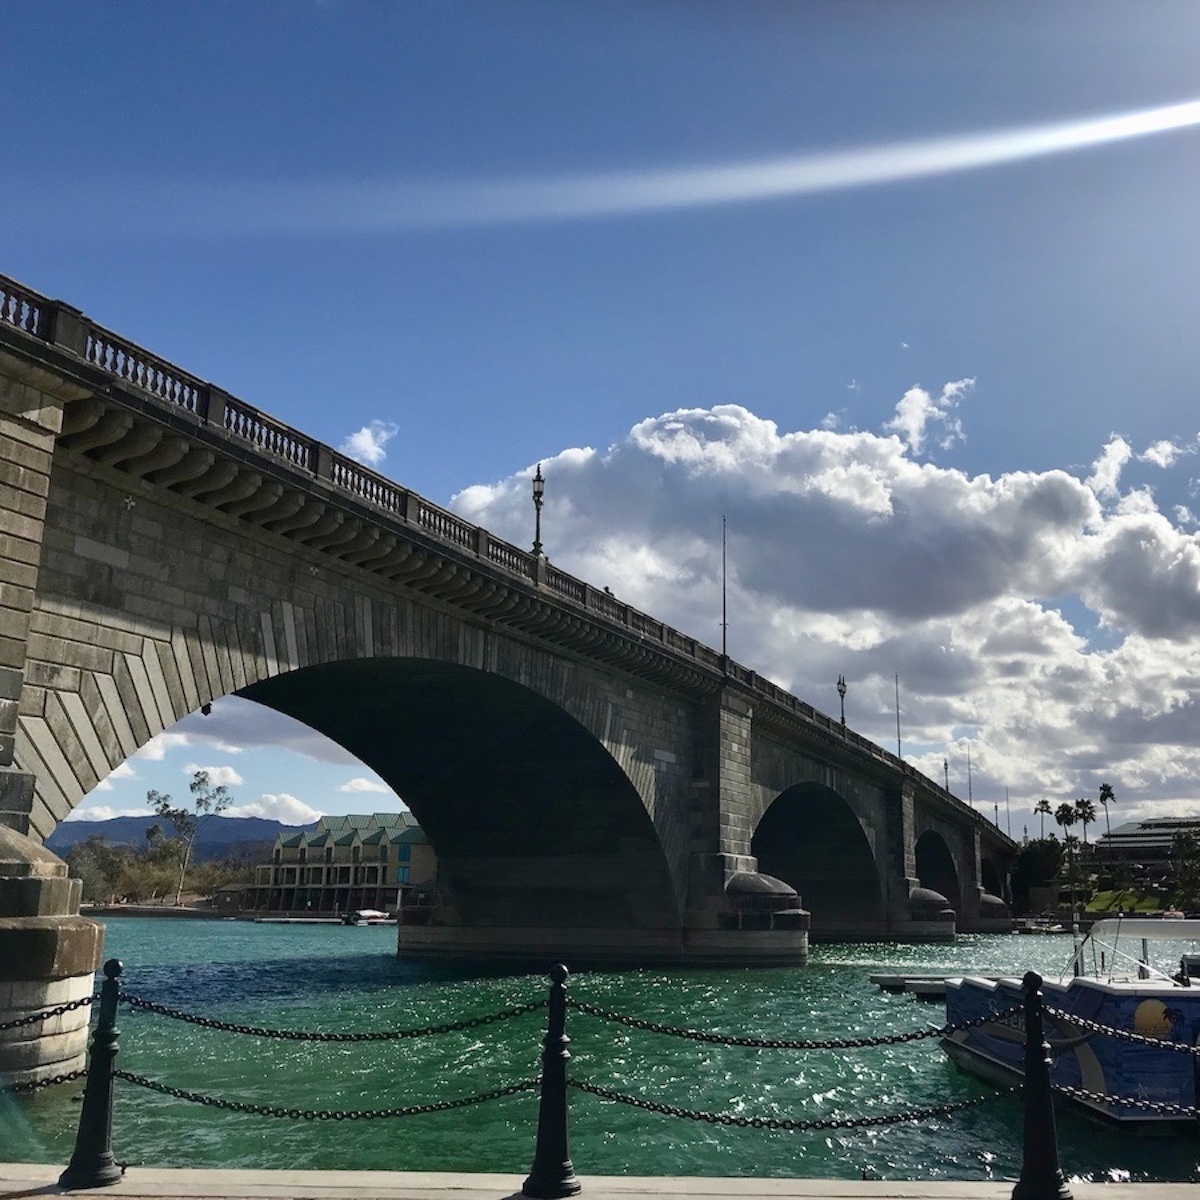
[241,812,435,917]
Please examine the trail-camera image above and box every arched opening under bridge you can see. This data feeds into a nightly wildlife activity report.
[239,658,682,944]
[914,829,961,916]
[751,782,883,941]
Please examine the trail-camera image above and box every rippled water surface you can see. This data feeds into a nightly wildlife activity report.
[5,919,1200,1182]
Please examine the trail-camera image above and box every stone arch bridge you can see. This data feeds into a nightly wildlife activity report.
[0,273,1015,966]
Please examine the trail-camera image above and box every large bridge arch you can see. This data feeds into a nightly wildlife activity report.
[751,782,884,940]
[240,659,682,931]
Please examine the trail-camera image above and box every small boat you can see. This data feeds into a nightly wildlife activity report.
[943,917,1200,1129]
[341,908,396,926]
[1016,916,1067,935]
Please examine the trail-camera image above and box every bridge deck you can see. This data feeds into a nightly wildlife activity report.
[0,1164,1188,1200]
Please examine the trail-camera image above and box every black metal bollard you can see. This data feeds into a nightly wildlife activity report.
[1012,971,1072,1200]
[523,964,581,1198]
[60,959,124,1190]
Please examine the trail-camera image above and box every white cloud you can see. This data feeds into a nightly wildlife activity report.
[171,698,360,764]
[1140,439,1182,469]
[183,764,245,788]
[93,761,137,792]
[451,388,1200,833]
[136,732,193,761]
[63,804,150,822]
[1086,436,1133,499]
[882,378,972,455]
[338,777,392,793]
[226,793,322,824]
[340,420,399,467]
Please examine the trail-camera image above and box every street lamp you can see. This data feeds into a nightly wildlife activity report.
[531,464,545,557]
[943,758,949,792]
[836,675,847,727]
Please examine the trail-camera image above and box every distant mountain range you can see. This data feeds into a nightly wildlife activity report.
[46,815,316,863]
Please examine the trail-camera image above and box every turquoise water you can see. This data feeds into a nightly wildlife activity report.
[4,919,1199,1183]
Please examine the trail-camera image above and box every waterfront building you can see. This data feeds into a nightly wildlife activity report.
[1094,817,1200,867]
[241,812,437,917]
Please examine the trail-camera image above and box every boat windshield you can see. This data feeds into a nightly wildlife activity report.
[1067,917,1200,984]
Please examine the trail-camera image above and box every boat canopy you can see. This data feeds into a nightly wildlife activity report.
[1087,917,1200,941]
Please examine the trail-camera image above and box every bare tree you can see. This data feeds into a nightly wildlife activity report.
[147,769,231,906]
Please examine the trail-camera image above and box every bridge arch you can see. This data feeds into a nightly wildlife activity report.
[750,782,883,939]
[914,829,961,915]
[240,659,682,930]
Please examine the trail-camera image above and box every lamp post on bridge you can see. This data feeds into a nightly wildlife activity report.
[531,464,545,558]
[943,758,950,792]
[836,675,847,728]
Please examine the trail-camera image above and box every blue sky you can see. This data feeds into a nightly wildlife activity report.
[5,3,1200,837]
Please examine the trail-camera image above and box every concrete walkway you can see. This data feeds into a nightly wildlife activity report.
[1,1165,1194,1200]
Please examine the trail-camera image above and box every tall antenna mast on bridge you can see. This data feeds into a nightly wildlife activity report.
[894,673,901,759]
[721,515,728,660]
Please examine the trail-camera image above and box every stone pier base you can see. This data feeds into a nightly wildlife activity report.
[0,824,103,1086]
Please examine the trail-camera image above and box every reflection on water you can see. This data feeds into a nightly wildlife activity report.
[3,921,1199,1182]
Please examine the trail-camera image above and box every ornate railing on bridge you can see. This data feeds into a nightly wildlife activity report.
[7,962,1183,1196]
[0,270,997,828]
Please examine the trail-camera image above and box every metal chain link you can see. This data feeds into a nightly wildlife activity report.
[121,993,544,1041]
[569,1077,1014,1130]
[1044,1005,1200,1055]
[567,999,1020,1049]
[0,1068,87,1096]
[113,1069,538,1118]
[1052,1081,1200,1119]
[0,995,94,1033]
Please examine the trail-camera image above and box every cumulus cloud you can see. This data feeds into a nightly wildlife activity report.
[1141,439,1182,469]
[338,777,392,793]
[93,761,137,792]
[183,764,244,788]
[226,793,322,824]
[451,387,1200,830]
[63,804,149,822]
[882,378,972,455]
[1087,436,1133,499]
[340,420,399,467]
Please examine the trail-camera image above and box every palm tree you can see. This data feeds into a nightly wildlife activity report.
[1034,798,1053,839]
[1099,782,1115,838]
[1075,798,1097,846]
[1054,803,1076,840]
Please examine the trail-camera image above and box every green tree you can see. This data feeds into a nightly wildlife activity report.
[1169,831,1200,910]
[1010,837,1063,914]
[147,769,232,905]
[1034,798,1053,839]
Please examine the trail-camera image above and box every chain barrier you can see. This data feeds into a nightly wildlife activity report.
[569,1077,1015,1131]
[1044,1005,1200,1055]
[0,1069,87,1096]
[113,1069,539,1119]
[121,993,544,1041]
[0,995,94,1033]
[567,998,1021,1049]
[1052,1080,1200,1119]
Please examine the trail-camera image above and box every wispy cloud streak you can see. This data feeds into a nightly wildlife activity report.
[54,97,1200,236]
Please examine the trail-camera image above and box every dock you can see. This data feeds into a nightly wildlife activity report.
[868,973,1009,1000]
[1,1164,1194,1200]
